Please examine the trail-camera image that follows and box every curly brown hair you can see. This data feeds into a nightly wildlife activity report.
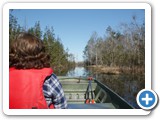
[9,32,50,69]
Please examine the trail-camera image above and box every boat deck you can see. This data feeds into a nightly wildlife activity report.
[59,77,99,104]
[58,77,133,109]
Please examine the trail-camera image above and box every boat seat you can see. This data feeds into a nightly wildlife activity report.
[59,79,89,83]
[65,93,85,99]
[67,99,86,103]
[65,90,97,104]
[67,103,116,109]
[61,82,97,91]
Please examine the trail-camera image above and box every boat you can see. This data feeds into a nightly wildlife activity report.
[58,76,134,109]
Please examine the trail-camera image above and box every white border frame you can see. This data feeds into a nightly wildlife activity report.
[3,2,151,115]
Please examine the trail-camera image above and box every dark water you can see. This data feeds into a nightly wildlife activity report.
[65,67,145,109]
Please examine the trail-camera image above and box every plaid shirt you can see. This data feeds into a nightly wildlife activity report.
[43,74,68,109]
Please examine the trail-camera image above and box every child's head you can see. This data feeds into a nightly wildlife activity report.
[9,32,50,69]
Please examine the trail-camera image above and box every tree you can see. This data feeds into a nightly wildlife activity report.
[83,16,145,74]
[28,21,42,39]
[43,26,75,74]
[9,10,21,43]
[9,12,75,75]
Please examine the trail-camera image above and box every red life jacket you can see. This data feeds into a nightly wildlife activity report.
[9,67,54,109]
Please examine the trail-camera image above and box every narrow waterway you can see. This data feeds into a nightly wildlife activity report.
[65,66,144,108]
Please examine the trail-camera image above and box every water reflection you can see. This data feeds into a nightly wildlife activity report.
[65,67,145,108]
[66,67,89,77]
[96,74,144,108]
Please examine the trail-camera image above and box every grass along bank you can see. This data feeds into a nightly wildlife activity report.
[87,65,144,75]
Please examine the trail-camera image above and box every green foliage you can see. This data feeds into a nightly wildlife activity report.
[9,12,75,75]
[9,10,21,43]
[28,21,42,39]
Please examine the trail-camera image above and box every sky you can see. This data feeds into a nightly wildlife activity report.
[11,9,145,62]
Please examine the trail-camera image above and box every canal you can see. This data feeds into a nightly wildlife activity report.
[60,66,145,108]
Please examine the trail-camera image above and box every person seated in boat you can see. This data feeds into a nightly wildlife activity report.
[9,32,67,109]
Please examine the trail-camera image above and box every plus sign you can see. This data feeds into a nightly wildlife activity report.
[141,93,153,105]
[137,89,158,110]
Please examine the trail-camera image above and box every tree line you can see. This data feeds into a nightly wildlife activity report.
[9,11,75,75]
[83,16,145,74]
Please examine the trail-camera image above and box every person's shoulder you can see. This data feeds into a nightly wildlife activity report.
[45,74,62,88]
[45,73,59,82]
[50,73,58,79]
